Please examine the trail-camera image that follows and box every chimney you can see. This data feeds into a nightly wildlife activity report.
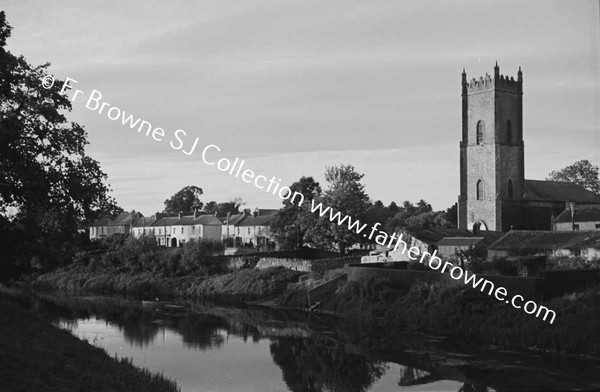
[178,212,182,219]
[194,209,199,219]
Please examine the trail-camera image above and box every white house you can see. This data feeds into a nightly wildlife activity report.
[218,213,249,247]
[553,204,600,231]
[89,212,138,241]
[168,212,223,247]
[131,216,159,238]
[236,212,278,252]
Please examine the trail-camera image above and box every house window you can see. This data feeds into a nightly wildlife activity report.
[248,227,251,235]
[506,120,512,144]
[181,227,184,234]
[192,226,195,233]
[159,228,162,235]
[596,224,600,229]
[476,121,484,145]
[507,179,513,200]
[573,224,580,231]
[476,180,484,200]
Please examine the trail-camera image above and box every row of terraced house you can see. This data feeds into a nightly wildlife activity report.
[89,208,280,252]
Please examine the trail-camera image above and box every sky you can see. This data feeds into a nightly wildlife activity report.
[3,0,600,215]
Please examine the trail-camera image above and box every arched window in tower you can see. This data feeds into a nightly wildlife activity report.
[476,180,484,200]
[506,120,512,144]
[476,121,484,145]
[508,179,513,199]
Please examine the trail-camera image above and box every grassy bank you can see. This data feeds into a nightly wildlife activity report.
[280,276,600,357]
[27,264,304,302]
[0,297,179,392]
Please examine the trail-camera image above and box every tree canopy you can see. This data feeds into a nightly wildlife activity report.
[0,12,119,272]
[547,159,600,194]
[270,176,321,249]
[308,164,371,254]
[163,186,204,215]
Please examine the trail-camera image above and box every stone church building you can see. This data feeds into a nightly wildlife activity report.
[458,63,600,232]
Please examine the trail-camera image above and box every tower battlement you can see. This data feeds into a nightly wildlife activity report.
[462,62,522,95]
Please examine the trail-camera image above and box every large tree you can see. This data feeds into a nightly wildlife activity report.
[163,186,204,215]
[385,199,435,231]
[216,198,244,216]
[0,12,119,271]
[201,198,245,216]
[546,159,600,194]
[270,176,321,249]
[308,165,371,254]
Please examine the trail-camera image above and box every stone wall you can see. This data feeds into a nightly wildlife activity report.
[254,256,359,272]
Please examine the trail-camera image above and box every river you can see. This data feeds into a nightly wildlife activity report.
[8,292,600,391]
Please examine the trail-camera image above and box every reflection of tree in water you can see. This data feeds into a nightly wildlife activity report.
[174,313,229,350]
[121,317,161,347]
[269,336,387,392]
[458,383,491,392]
[398,366,439,387]
[398,365,491,392]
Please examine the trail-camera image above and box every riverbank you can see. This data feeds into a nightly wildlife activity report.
[20,263,600,358]
[24,264,304,301]
[279,276,600,357]
[0,295,180,392]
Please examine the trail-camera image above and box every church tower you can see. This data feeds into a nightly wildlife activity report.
[458,63,524,232]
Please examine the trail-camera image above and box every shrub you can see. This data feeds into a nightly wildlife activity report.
[72,251,91,267]
[180,240,226,275]
[546,255,600,270]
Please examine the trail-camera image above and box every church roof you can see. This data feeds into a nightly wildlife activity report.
[553,205,600,223]
[522,180,600,203]
[488,230,600,251]
[398,227,474,245]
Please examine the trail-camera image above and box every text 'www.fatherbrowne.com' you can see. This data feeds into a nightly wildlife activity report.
[42,74,556,325]
[309,199,557,325]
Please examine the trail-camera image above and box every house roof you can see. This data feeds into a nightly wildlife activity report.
[554,205,600,224]
[91,212,137,227]
[523,180,600,203]
[237,215,275,227]
[217,213,248,226]
[437,237,485,247]
[488,230,600,251]
[108,212,134,226]
[171,214,223,226]
[151,216,180,227]
[194,215,222,225]
[132,216,156,228]
[90,217,111,227]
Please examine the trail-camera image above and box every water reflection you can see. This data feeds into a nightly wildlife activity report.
[270,337,387,392]
[9,293,600,392]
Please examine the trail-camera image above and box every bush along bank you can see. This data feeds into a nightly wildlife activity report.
[22,236,304,301]
[279,276,600,357]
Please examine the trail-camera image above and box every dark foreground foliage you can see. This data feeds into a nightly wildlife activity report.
[0,298,179,392]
